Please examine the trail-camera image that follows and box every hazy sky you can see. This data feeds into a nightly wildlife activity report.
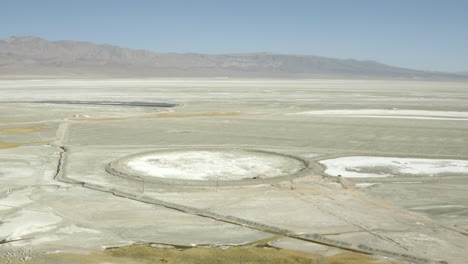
[2,0,467,72]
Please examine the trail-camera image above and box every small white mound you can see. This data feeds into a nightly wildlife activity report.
[291,109,468,120]
[319,156,468,178]
[122,150,304,181]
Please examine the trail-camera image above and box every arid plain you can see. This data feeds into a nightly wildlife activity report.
[0,79,467,264]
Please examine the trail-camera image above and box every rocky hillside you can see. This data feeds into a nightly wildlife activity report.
[0,36,464,79]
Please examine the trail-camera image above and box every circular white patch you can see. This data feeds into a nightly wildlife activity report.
[121,150,305,181]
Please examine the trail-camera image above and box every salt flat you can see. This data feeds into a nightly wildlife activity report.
[0,79,467,264]
[319,156,468,178]
[292,109,468,120]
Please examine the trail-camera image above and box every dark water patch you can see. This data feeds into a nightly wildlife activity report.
[6,100,177,108]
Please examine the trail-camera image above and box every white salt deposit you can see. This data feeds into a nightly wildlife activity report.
[0,210,62,239]
[0,188,33,207]
[57,225,101,234]
[355,183,378,188]
[411,204,466,211]
[291,109,468,120]
[123,150,304,181]
[0,163,36,179]
[319,156,468,178]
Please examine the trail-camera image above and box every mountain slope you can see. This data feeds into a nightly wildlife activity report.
[0,36,464,79]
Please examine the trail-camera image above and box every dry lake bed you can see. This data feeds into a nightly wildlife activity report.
[0,79,467,264]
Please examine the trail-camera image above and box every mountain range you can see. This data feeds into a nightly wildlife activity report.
[0,36,465,79]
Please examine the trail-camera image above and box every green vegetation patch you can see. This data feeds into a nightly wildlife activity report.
[102,245,397,264]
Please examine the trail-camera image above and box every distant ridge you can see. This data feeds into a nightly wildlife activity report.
[0,36,465,79]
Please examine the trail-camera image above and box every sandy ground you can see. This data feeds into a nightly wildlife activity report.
[0,79,467,263]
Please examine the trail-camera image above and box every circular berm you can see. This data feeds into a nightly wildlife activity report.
[106,149,309,186]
